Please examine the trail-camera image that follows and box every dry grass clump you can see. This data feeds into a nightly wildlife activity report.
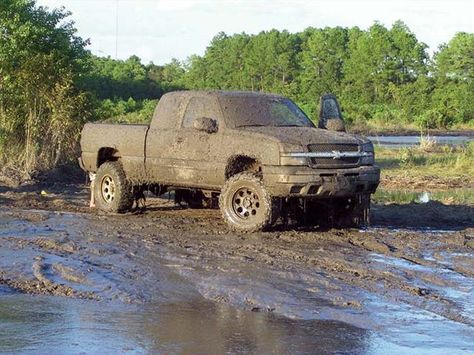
[419,133,437,152]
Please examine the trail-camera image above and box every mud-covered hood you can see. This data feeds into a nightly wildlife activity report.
[240,126,369,147]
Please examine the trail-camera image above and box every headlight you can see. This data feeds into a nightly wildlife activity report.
[280,156,310,166]
[360,142,375,165]
[280,143,309,166]
[361,142,374,152]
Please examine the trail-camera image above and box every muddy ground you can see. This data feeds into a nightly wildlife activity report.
[0,181,473,352]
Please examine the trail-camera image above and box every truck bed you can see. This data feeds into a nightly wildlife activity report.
[80,123,149,172]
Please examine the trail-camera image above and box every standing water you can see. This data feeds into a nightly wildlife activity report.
[368,135,473,148]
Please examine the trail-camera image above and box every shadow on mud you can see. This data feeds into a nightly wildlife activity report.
[267,204,474,233]
[372,201,474,230]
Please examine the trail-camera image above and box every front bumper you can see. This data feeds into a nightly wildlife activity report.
[263,165,380,197]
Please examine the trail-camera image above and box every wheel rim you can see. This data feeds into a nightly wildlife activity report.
[232,187,260,220]
[100,175,116,203]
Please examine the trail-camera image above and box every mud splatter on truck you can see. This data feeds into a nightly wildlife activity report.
[79,91,379,231]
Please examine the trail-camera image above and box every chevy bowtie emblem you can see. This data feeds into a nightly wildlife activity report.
[332,150,342,159]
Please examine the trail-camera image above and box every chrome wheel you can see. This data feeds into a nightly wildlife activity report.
[101,175,116,203]
[232,187,260,219]
[220,172,275,232]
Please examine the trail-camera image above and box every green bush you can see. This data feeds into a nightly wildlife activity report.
[0,0,91,175]
[99,99,158,124]
[415,109,447,129]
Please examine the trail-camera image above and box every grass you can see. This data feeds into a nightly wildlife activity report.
[374,141,474,205]
[375,141,474,180]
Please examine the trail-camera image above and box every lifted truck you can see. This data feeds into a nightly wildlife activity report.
[79,91,380,232]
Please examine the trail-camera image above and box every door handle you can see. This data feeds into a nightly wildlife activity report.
[176,137,184,144]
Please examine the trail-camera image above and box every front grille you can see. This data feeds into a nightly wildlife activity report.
[308,143,360,168]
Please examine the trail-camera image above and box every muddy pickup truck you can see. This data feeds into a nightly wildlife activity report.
[79,91,379,232]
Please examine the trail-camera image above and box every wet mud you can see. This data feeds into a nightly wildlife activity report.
[0,183,473,352]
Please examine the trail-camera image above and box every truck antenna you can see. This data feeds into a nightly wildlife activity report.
[115,0,119,59]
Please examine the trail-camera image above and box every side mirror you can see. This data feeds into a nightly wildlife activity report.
[193,117,218,133]
[318,94,346,132]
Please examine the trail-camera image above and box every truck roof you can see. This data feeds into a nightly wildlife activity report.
[162,90,285,100]
[151,90,289,129]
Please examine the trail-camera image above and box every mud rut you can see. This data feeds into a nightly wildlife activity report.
[0,185,473,343]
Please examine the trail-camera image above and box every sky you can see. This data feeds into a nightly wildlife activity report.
[36,0,474,65]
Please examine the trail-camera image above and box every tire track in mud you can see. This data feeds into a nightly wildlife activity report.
[93,206,473,330]
[151,222,474,327]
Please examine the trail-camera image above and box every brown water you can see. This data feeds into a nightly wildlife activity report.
[0,290,377,354]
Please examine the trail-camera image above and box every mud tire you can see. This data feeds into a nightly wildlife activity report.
[219,172,275,233]
[351,193,371,228]
[94,161,133,213]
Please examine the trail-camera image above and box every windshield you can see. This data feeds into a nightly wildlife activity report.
[219,96,315,128]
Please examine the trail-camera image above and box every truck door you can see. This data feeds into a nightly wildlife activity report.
[145,93,186,184]
[171,96,226,188]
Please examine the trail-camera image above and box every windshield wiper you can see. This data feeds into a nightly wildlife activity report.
[276,124,300,127]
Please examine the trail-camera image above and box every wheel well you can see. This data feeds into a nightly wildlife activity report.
[225,155,261,179]
[97,147,120,167]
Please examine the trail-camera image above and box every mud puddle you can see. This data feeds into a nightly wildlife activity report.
[0,291,396,354]
[0,207,473,353]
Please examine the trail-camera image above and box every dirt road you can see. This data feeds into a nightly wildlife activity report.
[0,182,473,352]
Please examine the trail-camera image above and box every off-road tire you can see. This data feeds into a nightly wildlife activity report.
[351,193,371,228]
[219,172,276,233]
[94,161,133,213]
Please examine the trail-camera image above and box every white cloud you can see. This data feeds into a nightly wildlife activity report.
[36,0,474,64]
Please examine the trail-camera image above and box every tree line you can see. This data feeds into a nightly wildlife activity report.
[176,24,473,130]
[1,0,473,175]
[87,23,474,132]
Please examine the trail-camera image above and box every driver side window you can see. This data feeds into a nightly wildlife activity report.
[182,96,219,128]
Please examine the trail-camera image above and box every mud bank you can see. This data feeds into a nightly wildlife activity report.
[0,183,473,352]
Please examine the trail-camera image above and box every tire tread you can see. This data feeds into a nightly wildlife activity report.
[219,172,274,233]
[94,161,133,213]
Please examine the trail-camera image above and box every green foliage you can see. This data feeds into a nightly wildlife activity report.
[97,98,157,124]
[0,0,91,175]
[296,27,349,118]
[424,33,474,128]
[183,30,300,95]
[339,22,430,126]
[398,147,420,167]
[81,55,162,100]
[415,109,447,129]
[434,32,474,82]
[81,55,185,124]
